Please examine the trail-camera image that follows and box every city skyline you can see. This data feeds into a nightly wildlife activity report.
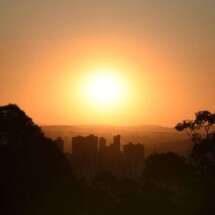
[70,134,145,180]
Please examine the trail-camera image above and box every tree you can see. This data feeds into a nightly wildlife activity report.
[175,110,215,145]
[143,152,191,188]
[175,110,215,171]
[0,104,44,147]
[195,111,215,138]
[0,104,81,215]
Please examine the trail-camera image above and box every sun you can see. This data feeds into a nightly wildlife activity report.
[83,69,124,110]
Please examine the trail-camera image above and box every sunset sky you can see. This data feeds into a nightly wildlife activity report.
[1,0,215,126]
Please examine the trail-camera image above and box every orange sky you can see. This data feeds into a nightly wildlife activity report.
[1,1,215,126]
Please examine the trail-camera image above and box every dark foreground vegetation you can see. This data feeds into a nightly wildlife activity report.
[0,104,215,215]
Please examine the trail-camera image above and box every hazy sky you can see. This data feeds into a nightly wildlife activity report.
[1,0,215,126]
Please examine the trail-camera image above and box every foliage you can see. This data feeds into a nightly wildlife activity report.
[0,104,81,215]
[175,110,215,142]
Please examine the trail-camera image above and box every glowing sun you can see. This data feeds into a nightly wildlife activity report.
[84,69,125,109]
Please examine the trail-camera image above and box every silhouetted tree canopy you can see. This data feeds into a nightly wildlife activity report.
[144,152,192,187]
[0,104,80,215]
[0,104,44,147]
[175,110,215,141]
[175,110,215,176]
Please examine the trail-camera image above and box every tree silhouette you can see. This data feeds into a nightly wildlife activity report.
[0,104,81,215]
[143,152,191,188]
[175,110,215,145]
[175,110,215,174]
[195,111,215,138]
[175,120,200,144]
[0,104,44,147]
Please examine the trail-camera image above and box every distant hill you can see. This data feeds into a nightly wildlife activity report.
[42,125,192,156]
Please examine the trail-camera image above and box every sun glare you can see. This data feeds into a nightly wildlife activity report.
[83,69,124,110]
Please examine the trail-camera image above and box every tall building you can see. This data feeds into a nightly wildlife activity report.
[123,143,145,179]
[55,137,64,152]
[99,137,107,152]
[109,135,120,155]
[98,137,108,172]
[107,135,122,176]
[113,135,121,149]
[72,136,85,157]
[72,135,98,181]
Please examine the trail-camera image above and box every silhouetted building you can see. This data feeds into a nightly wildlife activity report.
[99,137,107,152]
[72,135,98,181]
[55,137,64,152]
[108,135,121,156]
[98,137,108,171]
[107,135,122,176]
[113,135,121,152]
[70,134,145,181]
[124,143,145,179]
